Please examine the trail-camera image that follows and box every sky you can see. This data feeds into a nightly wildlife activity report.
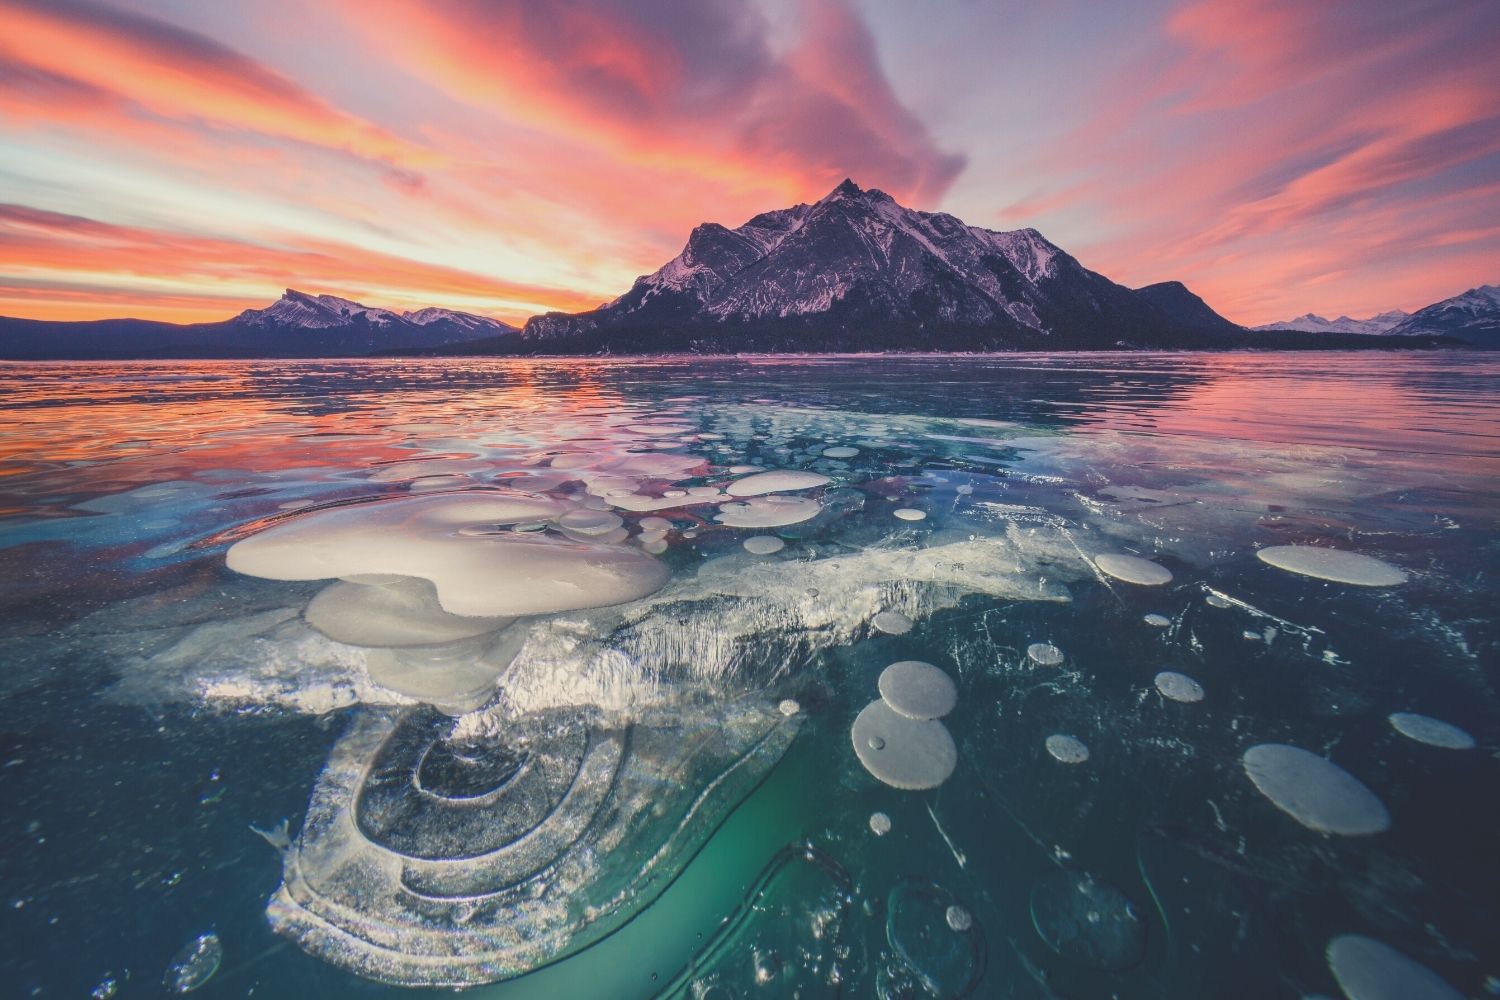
[0,0,1496,327]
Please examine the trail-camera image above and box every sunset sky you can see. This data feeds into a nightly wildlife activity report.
[1,0,1496,327]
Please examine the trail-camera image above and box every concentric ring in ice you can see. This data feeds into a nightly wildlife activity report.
[724,470,830,497]
[1094,553,1173,586]
[1241,744,1390,835]
[1256,546,1407,586]
[878,661,957,720]
[851,699,957,790]
[227,492,669,616]
[268,701,798,986]
[1388,712,1475,750]
[305,578,514,648]
[1154,671,1204,703]
[1326,934,1463,1000]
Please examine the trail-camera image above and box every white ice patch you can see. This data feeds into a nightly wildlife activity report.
[1241,744,1390,836]
[1256,546,1407,586]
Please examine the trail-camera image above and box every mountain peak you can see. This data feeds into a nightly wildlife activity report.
[828,177,861,199]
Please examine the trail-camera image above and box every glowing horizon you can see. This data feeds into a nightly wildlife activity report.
[1,0,1496,328]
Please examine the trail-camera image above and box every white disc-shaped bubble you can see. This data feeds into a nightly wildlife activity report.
[872,610,914,635]
[1143,613,1171,627]
[743,535,785,555]
[1027,643,1065,667]
[1154,671,1204,703]
[227,492,668,616]
[893,508,927,522]
[163,932,222,994]
[946,905,973,932]
[556,509,624,537]
[1046,734,1089,763]
[878,661,958,720]
[1205,593,1232,608]
[822,446,859,458]
[1256,546,1406,586]
[1094,553,1173,586]
[778,698,801,717]
[1326,934,1463,1000]
[1241,744,1390,836]
[869,811,892,835]
[1388,712,1475,750]
[725,470,831,497]
[306,578,513,648]
[714,496,822,528]
[851,700,957,790]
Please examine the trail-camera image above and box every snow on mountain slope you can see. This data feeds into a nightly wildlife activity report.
[1387,285,1499,345]
[1251,310,1409,335]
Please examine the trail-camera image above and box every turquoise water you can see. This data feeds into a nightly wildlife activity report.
[1,353,1496,999]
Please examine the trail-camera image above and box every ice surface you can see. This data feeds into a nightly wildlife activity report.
[1242,744,1390,835]
[851,700,957,789]
[885,879,985,997]
[877,661,957,720]
[1029,871,1146,972]
[1256,546,1407,586]
[1326,934,1463,1000]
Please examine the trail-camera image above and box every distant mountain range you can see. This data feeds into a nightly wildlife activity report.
[0,184,1489,358]
[1251,310,1411,336]
[0,290,516,360]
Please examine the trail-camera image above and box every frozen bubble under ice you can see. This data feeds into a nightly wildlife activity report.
[822,446,859,458]
[1326,934,1463,1000]
[1154,671,1204,703]
[871,610,914,635]
[1388,712,1475,750]
[778,698,801,717]
[946,905,973,932]
[1205,593,1232,608]
[714,495,821,528]
[1094,553,1173,586]
[743,535,786,555]
[305,578,513,648]
[1241,744,1390,835]
[556,509,624,537]
[1046,734,1089,763]
[1029,871,1145,972]
[227,492,668,617]
[869,811,892,836]
[893,508,926,521]
[878,661,957,720]
[163,932,222,993]
[851,700,957,790]
[1256,545,1407,586]
[1143,613,1171,627]
[1028,642,1065,667]
[725,470,830,497]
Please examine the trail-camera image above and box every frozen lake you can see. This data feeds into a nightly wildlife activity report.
[1,352,1496,998]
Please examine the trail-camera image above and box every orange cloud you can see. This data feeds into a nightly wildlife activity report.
[0,0,436,170]
[0,204,607,323]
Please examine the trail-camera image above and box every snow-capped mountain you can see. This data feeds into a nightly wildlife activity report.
[1387,285,1500,346]
[1251,310,1409,335]
[0,290,517,359]
[524,179,1239,350]
[236,290,516,337]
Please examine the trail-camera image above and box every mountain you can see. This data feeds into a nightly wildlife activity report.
[0,290,517,360]
[1134,281,1243,333]
[1251,310,1409,335]
[518,179,1241,352]
[1387,285,1500,346]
